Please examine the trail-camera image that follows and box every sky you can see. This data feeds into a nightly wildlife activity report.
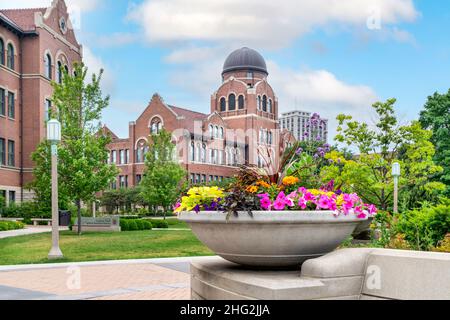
[2,0,450,140]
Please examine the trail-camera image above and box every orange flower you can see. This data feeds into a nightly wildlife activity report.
[246,186,259,193]
[256,180,270,188]
[282,176,299,186]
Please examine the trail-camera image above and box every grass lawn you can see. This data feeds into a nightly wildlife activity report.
[0,230,213,266]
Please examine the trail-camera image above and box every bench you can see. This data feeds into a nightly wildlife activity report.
[31,218,52,226]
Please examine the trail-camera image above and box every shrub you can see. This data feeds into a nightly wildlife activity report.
[0,221,25,231]
[397,204,450,251]
[120,219,130,231]
[134,220,145,230]
[127,220,138,231]
[142,220,153,230]
[433,234,450,253]
[151,219,169,229]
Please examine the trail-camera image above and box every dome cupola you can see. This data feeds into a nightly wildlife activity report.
[222,47,268,76]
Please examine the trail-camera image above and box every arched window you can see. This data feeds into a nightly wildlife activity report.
[209,124,214,138]
[64,65,69,76]
[238,95,245,109]
[56,61,62,84]
[228,94,236,111]
[214,126,219,138]
[220,127,224,139]
[45,54,52,79]
[7,44,14,70]
[220,97,226,112]
[150,117,162,134]
[262,95,267,112]
[136,140,147,163]
[0,39,4,65]
[257,96,262,110]
[195,143,200,162]
[268,99,273,113]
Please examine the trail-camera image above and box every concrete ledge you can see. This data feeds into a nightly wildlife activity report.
[72,225,121,232]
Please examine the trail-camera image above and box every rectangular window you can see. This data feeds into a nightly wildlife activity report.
[111,180,117,190]
[196,174,201,184]
[126,149,129,164]
[8,92,14,119]
[7,140,14,167]
[119,150,125,164]
[136,174,142,184]
[111,150,117,164]
[202,174,206,183]
[0,190,6,205]
[0,88,5,116]
[0,138,5,165]
[209,175,213,182]
[8,191,16,204]
[190,173,195,184]
[119,176,125,188]
[45,99,52,121]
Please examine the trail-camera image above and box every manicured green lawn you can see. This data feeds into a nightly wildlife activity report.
[0,230,213,266]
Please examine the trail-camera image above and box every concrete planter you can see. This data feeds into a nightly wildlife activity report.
[179,211,366,269]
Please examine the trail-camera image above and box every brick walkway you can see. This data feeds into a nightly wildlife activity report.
[0,257,214,300]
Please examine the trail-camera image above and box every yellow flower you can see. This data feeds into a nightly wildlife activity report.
[246,186,259,193]
[282,176,299,186]
[336,194,344,206]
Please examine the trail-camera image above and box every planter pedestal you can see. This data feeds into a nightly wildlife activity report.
[190,249,450,300]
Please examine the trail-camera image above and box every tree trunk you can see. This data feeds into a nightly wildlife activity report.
[77,199,82,235]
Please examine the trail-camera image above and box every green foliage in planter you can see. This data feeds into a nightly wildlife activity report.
[0,221,25,231]
[396,204,450,251]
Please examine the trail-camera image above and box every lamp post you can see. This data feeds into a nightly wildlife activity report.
[392,162,401,214]
[47,119,63,260]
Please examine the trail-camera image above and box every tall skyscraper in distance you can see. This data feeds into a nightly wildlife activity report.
[279,110,328,143]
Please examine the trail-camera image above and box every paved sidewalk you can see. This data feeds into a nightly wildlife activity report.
[0,226,69,239]
[0,256,216,300]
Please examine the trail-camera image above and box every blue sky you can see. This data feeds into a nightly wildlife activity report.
[4,0,450,139]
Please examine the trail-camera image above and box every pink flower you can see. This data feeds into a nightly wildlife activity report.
[260,197,272,210]
[368,204,378,216]
[298,187,307,194]
[355,206,367,219]
[257,193,269,199]
[298,197,307,209]
[328,199,338,211]
[285,191,297,207]
[304,192,316,202]
[318,195,330,209]
[273,198,286,211]
[276,191,286,201]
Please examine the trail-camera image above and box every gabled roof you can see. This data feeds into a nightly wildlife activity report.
[168,105,207,121]
[0,8,46,32]
[101,125,119,140]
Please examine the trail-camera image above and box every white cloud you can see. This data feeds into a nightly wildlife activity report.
[127,0,418,48]
[82,46,116,95]
[95,32,139,48]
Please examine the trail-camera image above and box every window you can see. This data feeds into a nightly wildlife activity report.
[0,138,4,165]
[126,149,130,164]
[201,144,206,163]
[44,54,52,79]
[220,127,224,139]
[57,61,63,84]
[209,125,214,138]
[202,174,206,183]
[6,44,14,70]
[196,174,201,184]
[214,126,218,139]
[150,118,162,134]
[45,99,52,121]
[262,95,267,112]
[7,140,14,167]
[119,150,125,164]
[220,97,226,112]
[119,175,128,188]
[190,142,195,162]
[136,174,142,184]
[0,88,4,116]
[238,95,245,109]
[0,39,4,65]
[247,71,253,79]
[257,96,262,110]
[8,92,14,119]
[111,180,117,189]
[190,174,195,184]
[111,150,117,164]
[228,94,236,111]
[8,191,15,204]
[268,99,272,113]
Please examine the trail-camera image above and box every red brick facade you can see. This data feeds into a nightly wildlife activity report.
[106,48,295,188]
[0,0,82,204]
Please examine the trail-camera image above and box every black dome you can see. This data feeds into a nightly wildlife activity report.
[223,47,268,76]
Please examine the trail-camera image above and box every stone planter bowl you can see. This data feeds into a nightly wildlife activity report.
[179,211,367,269]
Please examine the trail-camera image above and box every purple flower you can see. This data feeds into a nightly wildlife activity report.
[296,147,303,155]
[194,205,201,213]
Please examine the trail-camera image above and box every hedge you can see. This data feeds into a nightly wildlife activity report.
[0,221,25,231]
[120,219,152,231]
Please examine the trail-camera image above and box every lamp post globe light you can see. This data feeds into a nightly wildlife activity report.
[47,119,64,260]
[392,162,401,214]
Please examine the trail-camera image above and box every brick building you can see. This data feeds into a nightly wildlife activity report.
[0,0,82,204]
[106,47,295,187]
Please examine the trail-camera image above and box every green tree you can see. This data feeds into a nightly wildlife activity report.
[30,63,118,234]
[419,89,450,196]
[323,99,444,211]
[140,129,186,218]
